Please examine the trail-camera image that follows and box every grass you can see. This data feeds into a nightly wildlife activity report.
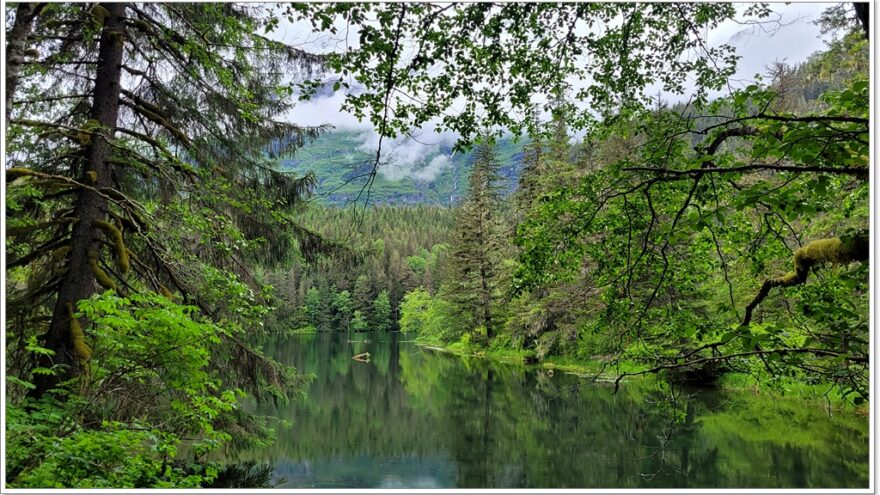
[284,325,318,335]
[716,372,868,415]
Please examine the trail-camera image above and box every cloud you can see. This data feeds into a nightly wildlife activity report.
[412,155,452,182]
[710,3,831,86]
[282,77,461,182]
[352,129,458,182]
[276,3,835,173]
[284,88,369,131]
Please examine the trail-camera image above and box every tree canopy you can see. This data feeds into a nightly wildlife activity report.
[5,2,332,486]
[295,3,776,144]
[3,1,872,488]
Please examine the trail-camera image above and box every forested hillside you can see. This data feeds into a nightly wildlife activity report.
[280,131,526,205]
[3,2,870,489]
[263,205,455,333]
[397,22,870,400]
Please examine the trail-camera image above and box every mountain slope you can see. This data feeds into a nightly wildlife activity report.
[282,131,527,206]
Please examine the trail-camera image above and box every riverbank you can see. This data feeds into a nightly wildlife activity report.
[417,337,644,382]
[413,334,869,416]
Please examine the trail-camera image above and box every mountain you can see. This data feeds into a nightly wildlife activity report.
[281,130,527,206]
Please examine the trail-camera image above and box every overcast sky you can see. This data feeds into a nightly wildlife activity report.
[708,3,834,86]
[271,3,836,180]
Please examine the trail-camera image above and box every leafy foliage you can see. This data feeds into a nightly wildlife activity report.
[399,13,869,402]
[295,3,755,146]
[5,292,255,488]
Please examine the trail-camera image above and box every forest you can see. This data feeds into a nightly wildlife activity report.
[3,2,872,489]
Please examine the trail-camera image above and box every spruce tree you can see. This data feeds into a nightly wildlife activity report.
[448,142,503,339]
[6,3,328,398]
[352,274,373,316]
[371,290,392,332]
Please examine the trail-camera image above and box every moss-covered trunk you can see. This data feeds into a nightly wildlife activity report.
[33,3,128,397]
[742,233,869,327]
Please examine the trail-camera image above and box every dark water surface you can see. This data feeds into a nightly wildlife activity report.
[238,332,868,489]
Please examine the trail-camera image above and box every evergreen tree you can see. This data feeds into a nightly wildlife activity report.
[333,289,353,331]
[5,3,333,484]
[5,2,331,397]
[371,290,392,332]
[515,95,573,216]
[303,287,323,329]
[447,142,503,339]
[352,274,373,316]
[516,140,544,216]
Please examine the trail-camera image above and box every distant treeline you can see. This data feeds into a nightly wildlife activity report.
[264,205,455,333]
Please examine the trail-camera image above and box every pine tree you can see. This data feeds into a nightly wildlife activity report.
[352,274,373,316]
[333,289,353,332]
[304,287,323,329]
[5,3,329,398]
[447,142,503,339]
[516,138,544,215]
[515,95,579,227]
[372,290,392,332]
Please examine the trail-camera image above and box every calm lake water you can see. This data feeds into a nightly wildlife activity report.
[238,332,868,489]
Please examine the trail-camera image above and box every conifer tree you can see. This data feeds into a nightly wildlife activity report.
[371,290,392,332]
[515,95,572,216]
[5,3,328,398]
[352,274,373,316]
[515,109,544,216]
[333,289,353,331]
[447,142,503,338]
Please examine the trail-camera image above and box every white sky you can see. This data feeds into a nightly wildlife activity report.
[271,3,836,178]
[709,3,834,88]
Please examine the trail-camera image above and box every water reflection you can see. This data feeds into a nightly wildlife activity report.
[233,332,868,488]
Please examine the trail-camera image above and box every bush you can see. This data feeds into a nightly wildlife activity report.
[5,292,254,488]
[399,287,466,342]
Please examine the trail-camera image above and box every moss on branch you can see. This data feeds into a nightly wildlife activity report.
[88,250,117,291]
[743,233,869,326]
[94,220,129,274]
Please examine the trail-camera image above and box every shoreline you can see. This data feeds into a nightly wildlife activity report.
[412,336,869,416]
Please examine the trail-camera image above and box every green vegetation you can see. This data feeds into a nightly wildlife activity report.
[280,130,527,205]
[7,292,250,487]
[264,205,455,333]
[389,15,870,404]
[4,1,870,489]
[5,3,323,488]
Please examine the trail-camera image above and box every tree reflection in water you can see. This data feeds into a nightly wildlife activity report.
[227,332,867,489]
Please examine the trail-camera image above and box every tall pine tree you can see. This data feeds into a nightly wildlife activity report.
[448,142,503,339]
[6,3,329,399]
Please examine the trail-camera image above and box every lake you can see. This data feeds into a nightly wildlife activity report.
[236,332,868,489]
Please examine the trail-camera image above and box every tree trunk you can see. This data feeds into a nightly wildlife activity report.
[477,209,493,339]
[480,263,493,339]
[33,3,128,397]
[854,3,869,40]
[5,3,46,125]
